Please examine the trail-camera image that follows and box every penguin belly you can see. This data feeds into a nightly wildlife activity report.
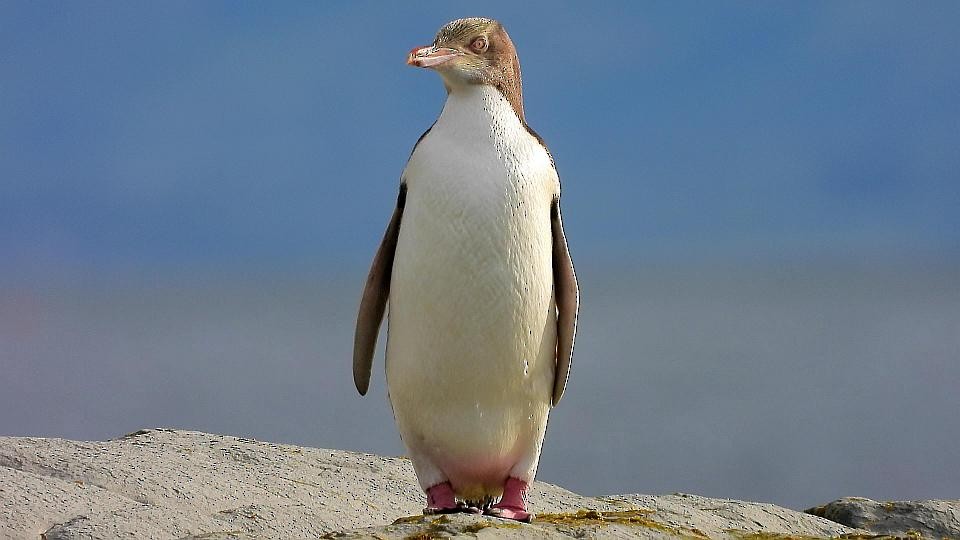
[385,89,558,502]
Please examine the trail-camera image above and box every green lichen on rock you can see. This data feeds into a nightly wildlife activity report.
[461,519,522,534]
[393,515,521,540]
[401,514,452,540]
[535,508,709,538]
[393,514,431,525]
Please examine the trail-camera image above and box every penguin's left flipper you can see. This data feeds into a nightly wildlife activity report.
[353,183,407,396]
[550,196,579,406]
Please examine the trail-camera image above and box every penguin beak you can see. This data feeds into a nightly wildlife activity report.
[407,45,461,68]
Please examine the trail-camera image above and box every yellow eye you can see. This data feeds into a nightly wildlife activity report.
[470,36,488,53]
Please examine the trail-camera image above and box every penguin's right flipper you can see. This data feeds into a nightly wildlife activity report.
[353,183,406,395]
[550,196,579,406]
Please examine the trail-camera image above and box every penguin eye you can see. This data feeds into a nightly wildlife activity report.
[470,36,488,53]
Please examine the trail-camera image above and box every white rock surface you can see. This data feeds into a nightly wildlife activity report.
[0,429,870,539]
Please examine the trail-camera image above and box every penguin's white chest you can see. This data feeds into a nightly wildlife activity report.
[385,86,558,494]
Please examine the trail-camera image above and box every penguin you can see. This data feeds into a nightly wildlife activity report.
[353,17,578,523]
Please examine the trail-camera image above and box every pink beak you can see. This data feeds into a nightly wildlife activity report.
[407,45,461,68]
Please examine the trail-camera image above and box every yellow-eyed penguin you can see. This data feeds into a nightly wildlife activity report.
[353,17,578,522]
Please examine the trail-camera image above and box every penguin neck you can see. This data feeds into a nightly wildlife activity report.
[436,85,525,141]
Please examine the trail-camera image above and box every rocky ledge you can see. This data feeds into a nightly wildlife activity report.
[0,429,955,539]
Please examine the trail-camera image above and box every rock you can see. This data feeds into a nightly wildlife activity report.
[0,428,883,538]
[806,497,960,539]
[330,497,864,539]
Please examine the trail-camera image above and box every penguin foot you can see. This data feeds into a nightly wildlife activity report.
[423,481,473,515]
[484,506,534,522]
[484,477,533,522]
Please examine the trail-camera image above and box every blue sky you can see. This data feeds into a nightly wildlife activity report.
[1,1,959,279]
[2,3,960,507]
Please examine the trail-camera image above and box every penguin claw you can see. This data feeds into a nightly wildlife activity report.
[460,503,483,514]
[423,502,482,515]
[423,505,459,515]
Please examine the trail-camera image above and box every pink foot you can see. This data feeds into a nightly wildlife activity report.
[485,477,533,522]
[423,481,458,515]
